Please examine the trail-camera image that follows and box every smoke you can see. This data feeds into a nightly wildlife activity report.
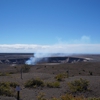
[25,52,67,65]
[25,57,42,65]
[25,53,51,65]
[0,36,99,65]
[24,39,100,65]
[0,36,100,64]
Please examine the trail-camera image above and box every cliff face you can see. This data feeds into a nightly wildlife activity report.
[34,56,89,64]
[0,53,91,65]
[0,58,28,64]
[0,57,88,64]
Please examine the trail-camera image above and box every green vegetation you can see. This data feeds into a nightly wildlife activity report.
[61,94,86,100]
[55,73,68,81]
[37,92,46,100]
[0,72,9,76]
[37,93,100,100]
[24,78,60,88]
[9,82,19,88]
[89,71,93,75]
[0,82,12,96]
[24,78,44,88]
[0,82,19,97]
[46,81,60,88]
[8,72,15,74]
[21,65,31,73]
[88,98,100,100]
[68,78,89,93]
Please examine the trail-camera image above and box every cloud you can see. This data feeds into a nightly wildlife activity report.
[0,35,99,54]
[81,36,91,43]
[56,35,91,44]
[0,44,100,54]
[68,36,91,44]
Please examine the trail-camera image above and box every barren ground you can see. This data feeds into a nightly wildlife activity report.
[0,54,100,100]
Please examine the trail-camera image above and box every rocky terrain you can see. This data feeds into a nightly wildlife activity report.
[0,53,100,100]
[0,53,93,65]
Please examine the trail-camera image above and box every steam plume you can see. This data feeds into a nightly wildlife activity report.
[25,53,52,65]
[25,53,69,65]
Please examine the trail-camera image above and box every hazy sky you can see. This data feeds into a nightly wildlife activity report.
[0,0,100,53]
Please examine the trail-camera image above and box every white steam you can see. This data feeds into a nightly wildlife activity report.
[25,53,51,65]
[0,36,99,64]
[25,53,68,65]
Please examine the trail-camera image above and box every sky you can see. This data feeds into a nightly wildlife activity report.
[0,0,100,53]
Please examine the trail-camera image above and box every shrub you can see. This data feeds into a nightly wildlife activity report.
[68,78,89,93]
[55,73,68,81]
[37,93,97,100]
[21,65,31,73]
[82,69,85,72]
[89,71,93,75]
[8,72,15,74]
[46,81,60,88]
[9,82,19,88]
[61,94,86,100]
[37,93,100,100]
[37,92,46,100]
[0,82,13,96]
[24,78,44,88]
[88,98,100,100]
[51,98,60,100]
[0,81,19,97]
[0,72,9,76]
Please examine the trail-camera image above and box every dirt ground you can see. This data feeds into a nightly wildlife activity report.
[0,61,100,100]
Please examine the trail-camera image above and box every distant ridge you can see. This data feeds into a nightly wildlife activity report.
[0,53,33,55]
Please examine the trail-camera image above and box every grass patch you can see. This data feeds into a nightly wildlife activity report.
[21,65,31,73]
[46,81,60,88]
[9,82,19,88]
[0,72,9,76]
[8,72,15,74]
[0,82,19,97]
[24,78,44,88]
[37,92,46,100]
[68,78,89,93]
[37,93,100,100]
[55,73,68,81]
